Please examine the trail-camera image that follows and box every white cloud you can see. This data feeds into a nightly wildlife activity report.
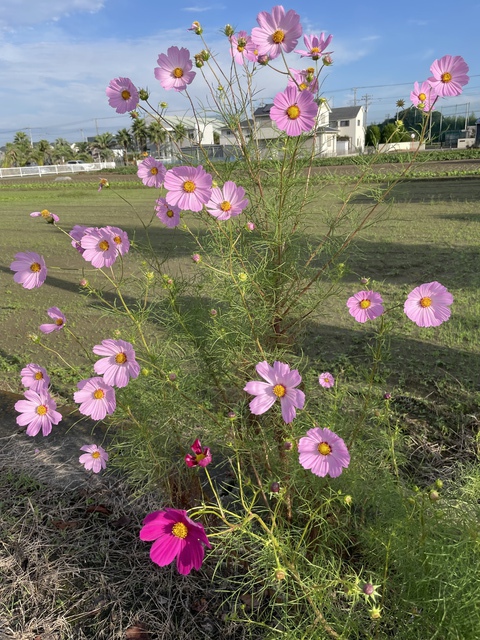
[182,5,224,12]
[0,0,104,29]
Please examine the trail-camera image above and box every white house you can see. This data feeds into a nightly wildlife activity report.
[329,106,365,153]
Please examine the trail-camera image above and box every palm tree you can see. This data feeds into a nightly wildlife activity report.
[74,141,94,162]
[131,118,149,156]
[148,120,167,158]
[51,138,74,164]
[91,132,116,161]
[116,128,133,165]
[35,139,52,165]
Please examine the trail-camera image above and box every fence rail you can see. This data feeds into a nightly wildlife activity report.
[0,162,116,179]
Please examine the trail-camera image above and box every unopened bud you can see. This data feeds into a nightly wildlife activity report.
[224,24,235,37]
[270,482,280,493]
[168,373,177,381]
[323,54,333,66]
[275,568,286,580]
[210,309,217,317]
[194,54,204,68]
[362,583,375,596]
[384,392,392,400]
[188,21,203,35]
[257,54,269,66]
[283,441,293,451]
[138,88,149,101]
[227,411,236,419]
[160,101,168,109]
[429,490,440,502]
[344,494,352,506]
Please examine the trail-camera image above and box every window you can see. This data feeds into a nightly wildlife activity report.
[340,120,350,127]
[357,119,361,126]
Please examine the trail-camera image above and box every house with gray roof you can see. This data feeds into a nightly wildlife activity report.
[329,105,365,153]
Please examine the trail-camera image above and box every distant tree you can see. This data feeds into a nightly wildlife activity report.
[365,125,381,147]
[213,131,220,144]
[380,123,401,143]
[34,140,53,165]
[51,138,74,163]
[116,128,133,165]
[91,132,116,161]
[148,120,167,158]
[173,123,187,144]
[131,118,148,155]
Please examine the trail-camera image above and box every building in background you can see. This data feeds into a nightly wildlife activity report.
[329,106,365,154]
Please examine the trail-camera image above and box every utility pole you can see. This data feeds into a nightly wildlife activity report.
[361,94,373,126]
[352,87,357,106]
[95,119,99,136]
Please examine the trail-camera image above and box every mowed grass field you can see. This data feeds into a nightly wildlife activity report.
[0,173,479,402]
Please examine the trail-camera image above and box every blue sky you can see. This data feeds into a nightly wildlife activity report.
[0,0,478,147]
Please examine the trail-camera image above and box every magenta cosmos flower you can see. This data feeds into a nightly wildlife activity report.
[74,377,116,421]
[70,225,90,254]
[106,77,139,113]
[270,86,318,136]
[137,157,166,188]
[105,225,130,256]
[318,372,335,388]
[80,227,120,268]
[251,5,302,60]
[428,55,469,97]
[404,281,453,328]
[30,208,59,223]
[185,439,212,468]
[230,31,254,64]
[10,252,47,289]
[21,363,50,391]
[155,197,181,227]
[206,181,249,221]
[411,81,437,112]
[298,427,350,478]
[154,46,196,92]
[244,361,305,424]
[79,444,109,473]
[93,338,140,388]
[295,33,333,60]
[288,68,319,94]
[164,165,212,212]
[15,388,62,437]
[39,307,66,334]
[139,508,211,575]
[347,290,384,323]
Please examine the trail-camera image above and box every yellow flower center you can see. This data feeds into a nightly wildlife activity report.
[55,318,64,326]
[220,200,232,212]
[306,67,315,74]
[40,209,51,218]
[173,67,184,78]
[121,89,131,100]
[418,92,426,101]
[272,29,285,44]
[317,442,332,456]
[359,299,371,309]
[166,209,175,218]
[299,83,307,91]
[273,384,286,398]
[150,167,158,175]
[195,453,206,463]
[115,352,127,364]
[92,451,101,459]
[36,405,48,415]
[172,522,188,539]
[113,235,122,244]
[34,372,43,380]
[286,105,300,120]
[237,45,245,53]
[441,72,452,84]
[99,240,110,251]
[30,262,41,272]
[183,180,196,193]
[419,296,432,308]
[93,389,105,400]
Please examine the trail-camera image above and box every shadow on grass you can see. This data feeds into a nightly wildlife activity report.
[350,177,480,204]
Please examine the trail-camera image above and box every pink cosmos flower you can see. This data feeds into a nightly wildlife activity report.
[106,77,139,113]
[98,178,109,191]
[79,444,109,473]
[21,363,50,391]
[80,227,119,268]
[74,377,116,421]
[15,388,62,437]
[154,46,196,92]
[206,181,249,220]
[347,290,384,323]
[185,438,212,467]
[164,165,212,212]
[139,508,211,575]
[10,252,47,289]
[230,31,254,64]
[30,209,60,223]
[137,157,167,188]
[298,427,350,478]
[105,226,130,256]
[246,221,256,231]
[318,372,335,388]
[403,281,453,328]
[428,55,469,97]
[155,197,181,227]
[244,361,305,424]
[288,68,319,94]
[93,339,140,388]
[270,86,318,136]
[192,253,201,263]
[70,225,91,254]
[410,81,437,112]
[295,33,333,60]
[39,307,66,334]
[251,5,302,60]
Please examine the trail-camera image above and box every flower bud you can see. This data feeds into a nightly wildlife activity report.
[238,272,248,282]
[79,278,88,287]
[275,568,286,580]
[194,54,204,68]
[145,271,154,281]
[246,221,255,231]
[210,309,217,317]
[344,494,353,506]
[360,276,369,285]
[224,24,235,37]
[227,411,236,419]
[270,482,280,493]
[384,392,392,400]
[370,606,382,620]
[429,490,440,502]
[188,21,203,35]
[435,479,443,489]
[141,368,150,376]
[283,441,293,451]
[257,54,269,66]
[362,583,375,596]
[168,372,177,381]
[200,49,210,61]
[323,54,333,66]
[192,253,201,263]
[160,101,168,109]
[138,88,149,101]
